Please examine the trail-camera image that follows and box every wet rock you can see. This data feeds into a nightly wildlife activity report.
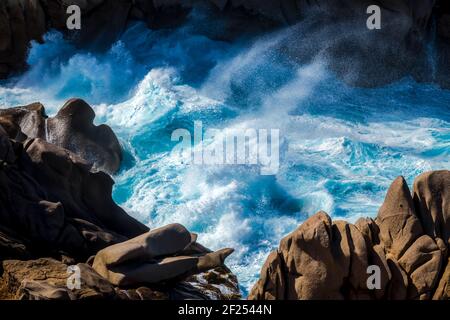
[184,266,241,300]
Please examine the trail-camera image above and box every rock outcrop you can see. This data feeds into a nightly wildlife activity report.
[0,1,449,87]
[0,99,121,173]
[92,223,234,286]
[0,99,239,300]
[249,171,450,300]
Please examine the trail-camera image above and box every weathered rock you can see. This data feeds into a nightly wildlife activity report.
[250,172,450,300]
[0,258,116,300]
[1,99,123,174]
[0,0,448,87]
[249,211,371,300]
[433,257,450,300]
[93,223,234,286]
[376,176,423,260]
[0,101,238,300]
[413,170,450,248]
[0,106,147,260]
[22,138,147,242]
[0,103,46,141]
[398,235,443,299]
[47,99,122,174]
[248,250,286,300]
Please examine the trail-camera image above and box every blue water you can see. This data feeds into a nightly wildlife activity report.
[1,11,449,295]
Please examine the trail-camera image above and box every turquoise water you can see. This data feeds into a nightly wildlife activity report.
[1,13,449,294]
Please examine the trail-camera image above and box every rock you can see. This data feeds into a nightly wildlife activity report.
[398,235,443,299]
[47,99,122,174]
[0,0,448,87]
[250,172,450,300]
[0,109,147,260]
[115,286,168,300]
[22,137,147,242]
[0,0,47,78]
[376,176,423,260]
[436,1,450,88]
[413,170,450,248]
[0,101,238,300]
[0,103,46,141]
[184,266,241,300]
[385,257,409,300]
[0,258,116,300]
[66,0,132,51]
[0,226,31,261]
[0,99,122,174]
[248,251,286,300]
[433,257,450,300]
[93,223,234,286]
[249,211,371,300]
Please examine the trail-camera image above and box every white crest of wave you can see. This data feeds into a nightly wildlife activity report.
[102,68,221,130]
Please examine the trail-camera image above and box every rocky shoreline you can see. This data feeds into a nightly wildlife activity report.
[249,171,450,300]
[1,1,450,87]
[0,99,240,300]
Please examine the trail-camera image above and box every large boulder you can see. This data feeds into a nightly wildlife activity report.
[0,258,117,300]
[413,170,450,248]
[22,137,147,241]
[1,0,448,87]
[0,99,122,174]
[47,99,122,174]
[375,176,423,260]
[249,211,371,300]
[249,171,449,300]
[0,0,47,78]
[93,223,234,286]
[0,102,46,141]
[0,116,146,260]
